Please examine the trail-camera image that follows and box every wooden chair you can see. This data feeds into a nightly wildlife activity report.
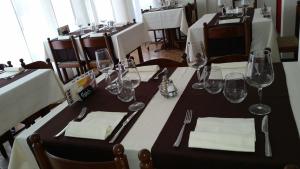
[7,61,13,67]
[79,33,117,69]
[28,133,129,169]
[0,131,14,159]
[20,58,53,69]
[136,58,187,67]
[139,149,154,169]
[185,0,198,27]
[203,19,251,60]
[47,36,86,83]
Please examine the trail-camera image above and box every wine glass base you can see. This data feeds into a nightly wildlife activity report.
[192,83,204,90]
[248,104,271,115]
[129,102,145,111]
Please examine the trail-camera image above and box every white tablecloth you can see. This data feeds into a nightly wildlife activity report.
[186,8,280,62]
[44,23,148,62]
[142,7,189,35]
[0,69,65,136]
[111,23,148,60]
[8,63,300,169]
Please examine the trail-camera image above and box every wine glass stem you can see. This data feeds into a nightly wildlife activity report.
[105,73,111,84]
[132,88,136,102]
[258,87,263,104]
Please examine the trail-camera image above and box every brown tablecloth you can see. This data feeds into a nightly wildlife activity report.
[34,68,174,161]
[0,69,37,88]
[151,63,300,169]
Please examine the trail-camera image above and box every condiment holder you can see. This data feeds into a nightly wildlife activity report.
[159,73,178,98]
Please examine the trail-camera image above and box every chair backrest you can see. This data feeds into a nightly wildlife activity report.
[79,34,117,63]
[185,0,198,26]
[136,58,187,67]
[138,149,154,169]
[7,61,13,67]
[20,58,53,69]
[28,133,130,169]
[203,19,251,58]
[47,36,81,63]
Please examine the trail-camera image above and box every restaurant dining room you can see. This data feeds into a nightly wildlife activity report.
[0,0,300,169]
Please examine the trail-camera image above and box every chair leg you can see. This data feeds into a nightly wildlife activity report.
[153,30,158,42]
[137,46,144,63]
[0,144,8,159]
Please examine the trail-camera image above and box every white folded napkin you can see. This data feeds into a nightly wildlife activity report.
[114,22,127,27]
[128,65,160,82]
[4,67,24,72]
[57,35,70,40]
[189,117,256,152]
[219,18,240,24]
[89,32,104,38]
[81,32,92,38]
[65,111,127,140]
[212,62,247,79]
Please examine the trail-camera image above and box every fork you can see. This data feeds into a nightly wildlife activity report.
[173,109,193,147]
[54,107,87,138]
[154,68,167,79]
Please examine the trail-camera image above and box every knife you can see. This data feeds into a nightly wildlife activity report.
[109,110,138,143]
[262,115,272,157]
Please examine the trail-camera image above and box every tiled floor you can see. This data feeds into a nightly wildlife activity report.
[0,42,185,169]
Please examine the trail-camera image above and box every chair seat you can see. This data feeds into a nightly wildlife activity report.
[57,61,85,68]
[277,36,299,52]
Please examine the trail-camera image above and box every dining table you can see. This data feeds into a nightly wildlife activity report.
[186,7,280,62]
[142,5,189,49]
[44,22,148,63]
[8,62,300,169]
[0,69,65,137]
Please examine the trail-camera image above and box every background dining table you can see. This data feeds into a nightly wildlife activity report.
[186,7,280,62]
[0,69,65,137]
[8,62,300,169]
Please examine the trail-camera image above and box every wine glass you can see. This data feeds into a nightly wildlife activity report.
[123,59,145,111]
[203,66,223,94]
[223,72,247,103]
[95,48,114,91]
[186,42,207,89]
[246,49,274,115]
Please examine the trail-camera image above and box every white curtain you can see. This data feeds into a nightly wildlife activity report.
[70,0,90,27]
[0,0,31,66]
[11,0,58,62]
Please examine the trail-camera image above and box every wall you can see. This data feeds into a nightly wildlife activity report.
[281,0,297,36]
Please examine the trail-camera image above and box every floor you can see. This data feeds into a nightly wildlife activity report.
[0,42,185,169]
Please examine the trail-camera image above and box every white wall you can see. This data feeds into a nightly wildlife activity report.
[281,0,297,36]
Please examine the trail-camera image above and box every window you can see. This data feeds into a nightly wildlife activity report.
[51,0,77,31]
[93,0,115,22]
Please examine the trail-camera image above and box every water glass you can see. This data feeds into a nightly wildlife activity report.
[117,79,134,102]
[204,66,223,94]
[223,72,247,103]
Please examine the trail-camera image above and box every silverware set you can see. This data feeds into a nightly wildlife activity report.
[173,109,193,147]
[109,110,139,143]
[262,115,272,157]
[154,68,167,80]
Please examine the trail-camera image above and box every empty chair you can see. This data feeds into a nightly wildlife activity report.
[185,0,198,27]
[136,58,187,67]
[139,149,154,169]
[7,61,13,67]
[0,131,14,159]
[47,36,86,83]
[79,33,117,69]
[28,133,130,169]
[20,58,53,69]
[203,19,251,60]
